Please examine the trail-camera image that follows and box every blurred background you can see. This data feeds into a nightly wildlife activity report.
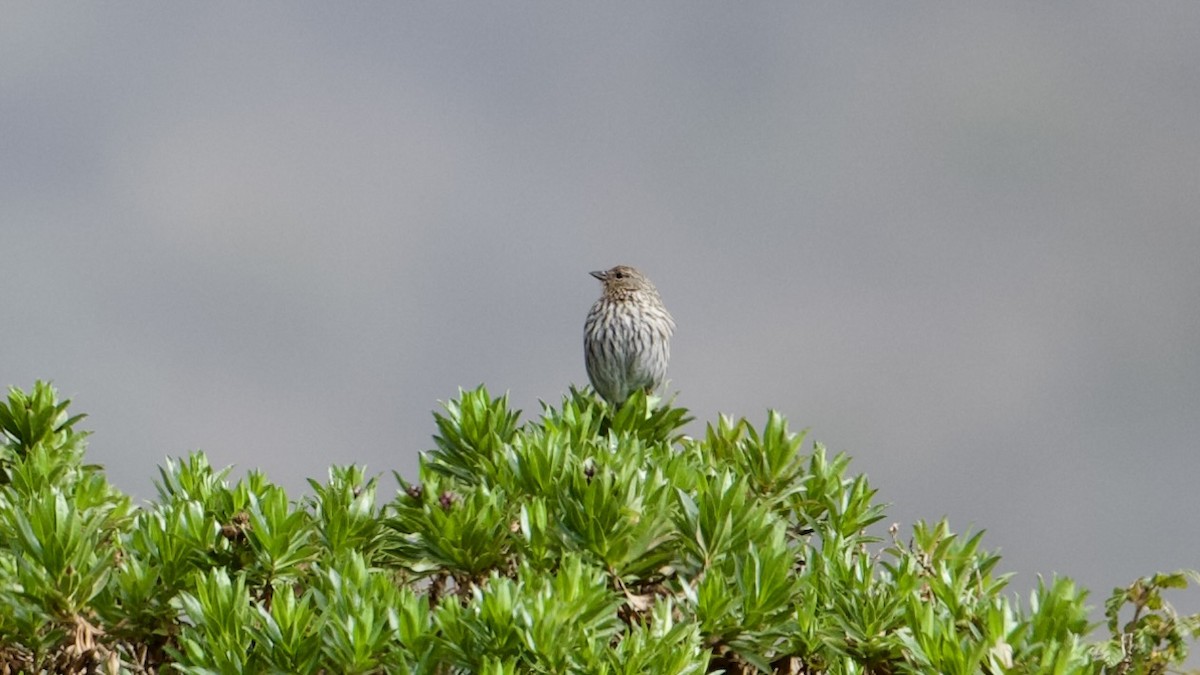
[4,3,1197,628]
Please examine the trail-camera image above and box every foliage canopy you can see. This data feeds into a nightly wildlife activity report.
[0,381,1195,674]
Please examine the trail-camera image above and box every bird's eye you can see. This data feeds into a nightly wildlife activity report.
[613,270,625,279]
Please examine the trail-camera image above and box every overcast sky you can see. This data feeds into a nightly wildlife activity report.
[4,3,1198,626]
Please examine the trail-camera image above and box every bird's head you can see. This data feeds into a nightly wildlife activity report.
[591,265,654,297]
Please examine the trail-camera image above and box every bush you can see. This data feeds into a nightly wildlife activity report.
[0,381,1195,674]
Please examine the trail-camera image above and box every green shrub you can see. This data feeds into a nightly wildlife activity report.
[0,381,1195,674]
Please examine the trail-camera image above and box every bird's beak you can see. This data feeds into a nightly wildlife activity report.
[590,270,606,281]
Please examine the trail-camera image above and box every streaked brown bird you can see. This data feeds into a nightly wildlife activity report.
[584,265,675,406]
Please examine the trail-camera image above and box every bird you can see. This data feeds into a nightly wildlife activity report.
[583,265,675,406]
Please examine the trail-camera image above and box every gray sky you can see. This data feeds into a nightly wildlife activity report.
[4,3,1198,626]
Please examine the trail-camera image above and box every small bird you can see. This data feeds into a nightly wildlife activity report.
[584,265,675,406]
